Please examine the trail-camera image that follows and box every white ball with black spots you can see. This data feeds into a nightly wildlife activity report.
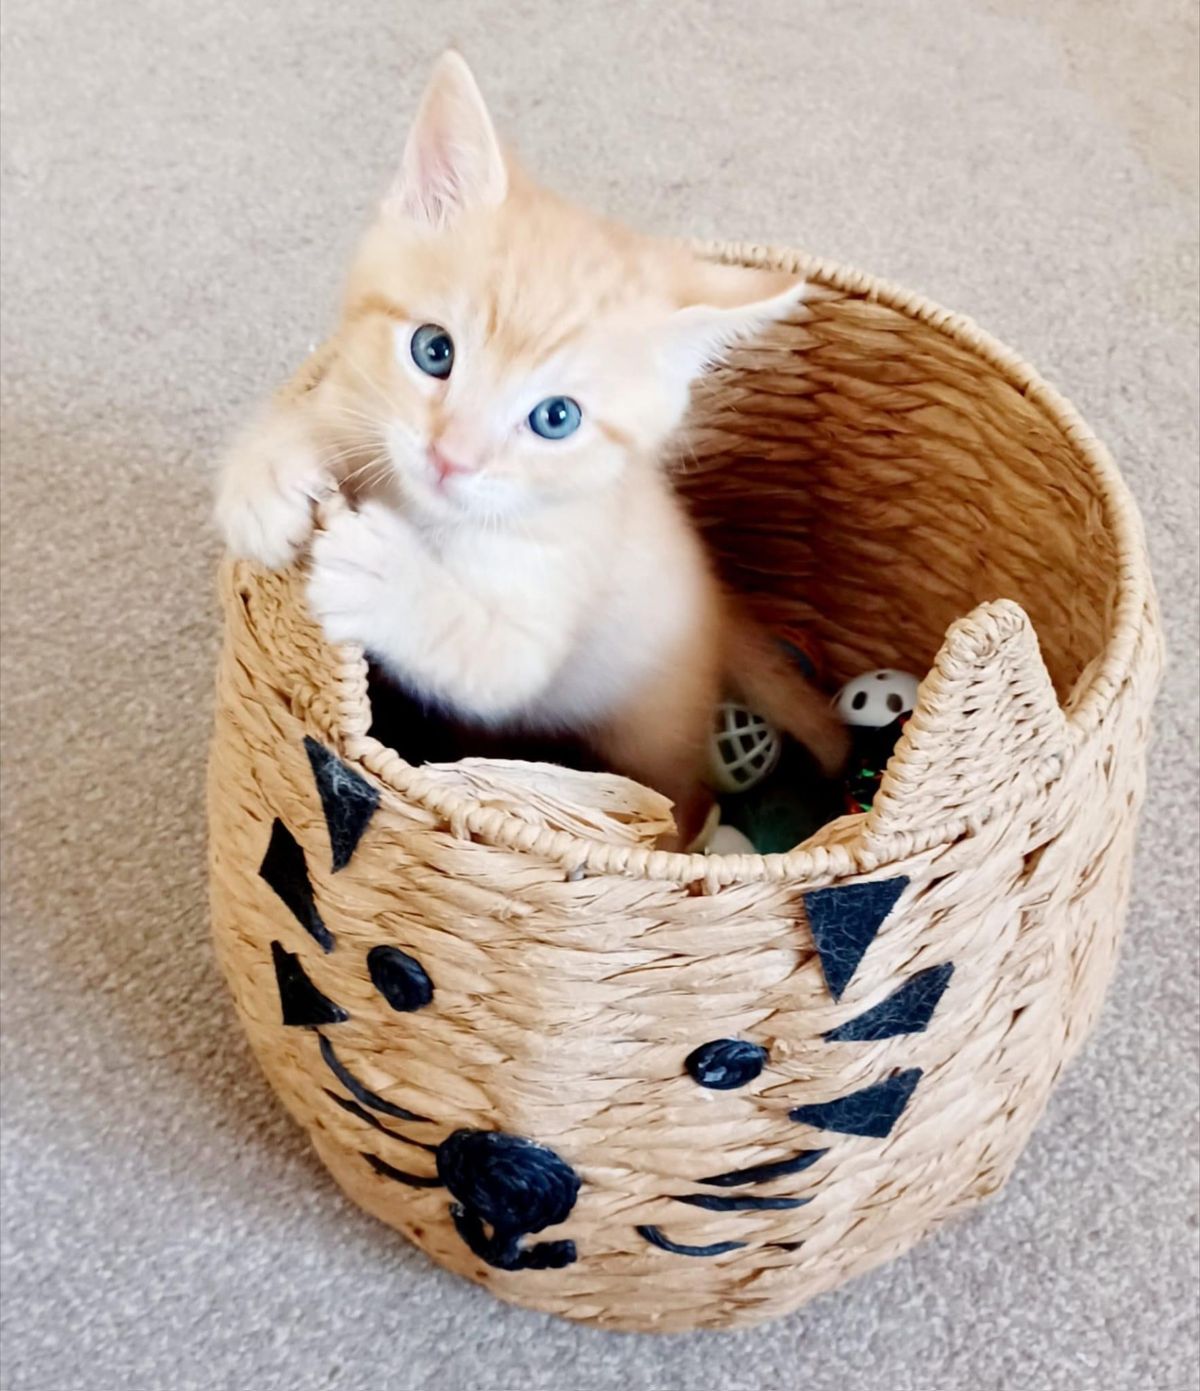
[835,669,920,728]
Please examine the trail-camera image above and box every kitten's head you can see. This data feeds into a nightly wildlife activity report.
[322,52,806,526]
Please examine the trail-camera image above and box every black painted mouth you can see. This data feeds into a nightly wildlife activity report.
[316,1032,581,1270]
[438,1129,580,1272]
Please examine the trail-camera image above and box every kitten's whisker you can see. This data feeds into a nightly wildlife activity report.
[321,403,387,433]
[320,453,384,484]
[339,453,390,488]
[361,464,392,493]
[320,443,379,468]
[339,456,394,498]
[340,349,406,418]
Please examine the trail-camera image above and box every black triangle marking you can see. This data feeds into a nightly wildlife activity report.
[304,736,380,872]
[790,1068,922,1138]
[803,875,908,1000]
[824,963,955,1042]
[259,818,333,952]
[270,941,349,1028]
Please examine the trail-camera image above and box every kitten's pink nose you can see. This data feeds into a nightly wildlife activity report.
[429,446,471,484]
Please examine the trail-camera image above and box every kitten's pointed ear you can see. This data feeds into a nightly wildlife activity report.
[386,51,508,227]
[662,263,810,384]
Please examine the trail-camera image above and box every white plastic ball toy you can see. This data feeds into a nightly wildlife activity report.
[705,824,758,856]
[709,702,783,793]
[835,669,921,729]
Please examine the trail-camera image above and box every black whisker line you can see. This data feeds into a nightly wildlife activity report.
[323,1090,436,1150]
[361,1151,442,1188]
[637,1225,746,1257]
[317,1033,431,1122]
[700,1149,829,1188]
[672,1193,812,1212]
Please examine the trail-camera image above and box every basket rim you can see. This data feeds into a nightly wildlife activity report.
[288,241,1152,887]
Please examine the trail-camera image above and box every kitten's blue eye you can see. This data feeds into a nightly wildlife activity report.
[410,324,454,379]
[528,396,582,440]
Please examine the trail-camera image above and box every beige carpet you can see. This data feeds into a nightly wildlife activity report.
[2,2,1198,1388]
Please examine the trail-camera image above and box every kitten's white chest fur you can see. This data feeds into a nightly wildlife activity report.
[308,476,709,733]
[525,490,712,729]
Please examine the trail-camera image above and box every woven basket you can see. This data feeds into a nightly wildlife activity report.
[208,243,1161,1332]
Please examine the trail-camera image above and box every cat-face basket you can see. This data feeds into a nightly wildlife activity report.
[207,243,1161,1332]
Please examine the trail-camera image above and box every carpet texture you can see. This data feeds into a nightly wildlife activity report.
[2,2,1197,1388]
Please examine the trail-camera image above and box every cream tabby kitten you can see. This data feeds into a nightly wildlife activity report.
[216,52,847,846]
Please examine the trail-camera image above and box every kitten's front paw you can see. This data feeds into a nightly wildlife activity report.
[306,502,409,650]
[215,422,331,570]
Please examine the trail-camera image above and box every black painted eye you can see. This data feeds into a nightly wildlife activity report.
[528,396,582,440]
[685,1038,767,1090]
[367,945,433,1012]
[410,323,454,379]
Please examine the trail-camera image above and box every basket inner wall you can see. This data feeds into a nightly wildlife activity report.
[679,293,1118,702]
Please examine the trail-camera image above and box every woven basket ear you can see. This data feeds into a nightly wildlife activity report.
[862,599,1070,855]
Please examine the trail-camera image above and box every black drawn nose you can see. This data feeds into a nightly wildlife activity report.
[436,1129,579,1232]
[435,1129,581,1271]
